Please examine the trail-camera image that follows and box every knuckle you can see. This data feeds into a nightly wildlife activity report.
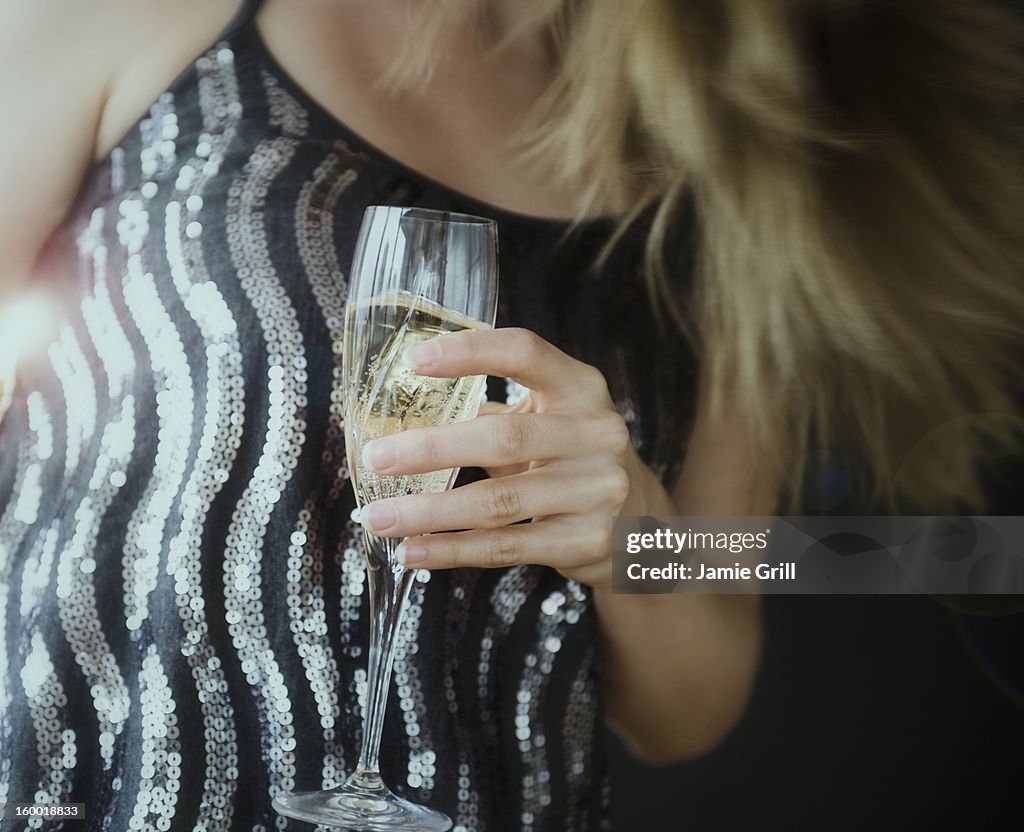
[487,534,521,568]
[440,537,460,567]
[508,328,544,365]
[495,415,534,459]
[605,467,631,505]
[585,524,613,559]
[602,414,631,453]
[580,363,607,390]
[483,481,524,524]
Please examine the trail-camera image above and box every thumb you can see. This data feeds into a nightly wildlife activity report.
[479,393,536,418]
[478,400,511,417]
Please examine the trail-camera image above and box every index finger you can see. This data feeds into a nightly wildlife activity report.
[404,327,606,404]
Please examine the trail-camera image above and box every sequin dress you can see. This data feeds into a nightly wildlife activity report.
[0,3,696,830]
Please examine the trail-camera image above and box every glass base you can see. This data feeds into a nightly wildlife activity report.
[272,771,452,831]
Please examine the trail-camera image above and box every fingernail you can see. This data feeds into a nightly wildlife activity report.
[362,439,395,471]
[403,339,441,370]
[364,503,397,533]
[396,543,428,566]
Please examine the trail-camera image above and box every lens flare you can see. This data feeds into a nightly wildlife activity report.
[0,295,55,420]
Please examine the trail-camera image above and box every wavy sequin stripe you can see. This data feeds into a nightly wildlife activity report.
[441,570,483,832]
[289,143,364,788]
[0,396,56,810]
[2,395,57,791]
[479,566,541,725]
[452,753,481,832]
[118,190,194,640]
[77,207,136,440]
[561,642,600,831]
[49,327,94,479]
[161,43,248,831]
[475,567,542,830]
[224,132,307,816]
[105,172,193,827]
[392,576,439,796]
[538,581,593,829]
[0,394,53,533]
[126,647,182,832]
[337,528,367,726]
[10,522,62,822]
[285,503,345,781]
[19,632,78,827]
[0,442,29,810]
[117,132,197,830]
[49,326,133,771]
[262,70,309,139]
[0,414,39,703]
[515,590,570,832]
[139,92,179,182]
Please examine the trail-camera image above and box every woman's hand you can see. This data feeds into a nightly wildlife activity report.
[359,327,770,764]
[359,327,636,587]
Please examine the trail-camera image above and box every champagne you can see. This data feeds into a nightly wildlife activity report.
[346,290,487,504]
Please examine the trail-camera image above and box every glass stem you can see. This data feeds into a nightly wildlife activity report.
[349,530,416,788]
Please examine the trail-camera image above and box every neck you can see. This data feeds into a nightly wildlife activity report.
[379,0,557,69]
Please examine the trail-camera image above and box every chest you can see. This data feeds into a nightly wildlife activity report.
[253,0,584,221]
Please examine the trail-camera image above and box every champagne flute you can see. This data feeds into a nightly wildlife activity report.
[273,206,498,830]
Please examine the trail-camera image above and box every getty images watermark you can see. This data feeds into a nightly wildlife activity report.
[611,516,1024,594]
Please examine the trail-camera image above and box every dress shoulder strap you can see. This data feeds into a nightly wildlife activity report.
[218,0,266,39]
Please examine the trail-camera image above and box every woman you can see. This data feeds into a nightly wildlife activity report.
[0,0,1021,829]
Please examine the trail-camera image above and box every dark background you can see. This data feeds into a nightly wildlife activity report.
[610,596,1024,831]
[610,457,1024,830]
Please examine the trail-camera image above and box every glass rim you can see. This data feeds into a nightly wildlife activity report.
[365,205,496,227]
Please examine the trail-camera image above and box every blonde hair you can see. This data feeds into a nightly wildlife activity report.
[394,0,1024,511]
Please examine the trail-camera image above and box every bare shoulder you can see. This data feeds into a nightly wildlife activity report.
[0,0,121,123]
[0,0,122,301]
[97,0,243,160]
[0,0,241,303]
[1,0,241,163]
